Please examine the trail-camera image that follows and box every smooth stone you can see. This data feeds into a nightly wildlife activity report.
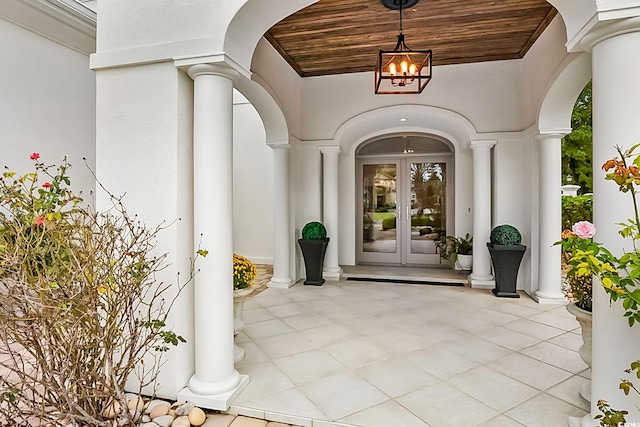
[171,416,190,427]
[140,423,159,427]
[127,396,145,412]
[149,403,171,419]
[188,407,206,426]
[101,401,121,419]
[174,402,194,416]
[142,415,151,423]
[146,399,170,414]
[153,414,175,427]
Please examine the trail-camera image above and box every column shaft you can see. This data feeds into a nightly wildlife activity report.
[535,133,566,302]
[187,65,241,399]
[469,140,496,288]
[269,144,294,288]
[319,146,342,280]
[587,30,640,423]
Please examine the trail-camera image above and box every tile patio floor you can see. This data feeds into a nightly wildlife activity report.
[229,266,589,427]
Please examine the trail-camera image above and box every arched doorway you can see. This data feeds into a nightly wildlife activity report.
[356,134,454,266]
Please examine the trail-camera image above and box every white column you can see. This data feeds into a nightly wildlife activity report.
[268,143,294,288]
[534,132,568,303]
[469,140,497,288]
[570,22,640,427]
[319,146,343,280]
[179,64,248,409]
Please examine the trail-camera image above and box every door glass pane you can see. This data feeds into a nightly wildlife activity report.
[410,162,446,255]
[363,164,397,253]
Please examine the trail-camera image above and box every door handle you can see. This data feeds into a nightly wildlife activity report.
[406,206,410,221]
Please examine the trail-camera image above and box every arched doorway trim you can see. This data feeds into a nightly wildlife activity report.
[331,105,479,266]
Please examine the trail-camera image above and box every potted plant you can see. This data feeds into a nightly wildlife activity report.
[436,233,473,270]
[487,224,526,297]
[233,253,256,362]
[298,221,329,285]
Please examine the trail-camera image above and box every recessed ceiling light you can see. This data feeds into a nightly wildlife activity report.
[399,118,407,122]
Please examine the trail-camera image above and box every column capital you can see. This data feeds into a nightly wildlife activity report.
[536,129,572,141]
[319,145,341,155]
[580,16,640,52]
[268,142,292,151]
[470,140,497,150]
[187,63,241,82]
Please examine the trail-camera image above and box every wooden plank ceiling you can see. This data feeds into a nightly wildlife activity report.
[264,0,557,77]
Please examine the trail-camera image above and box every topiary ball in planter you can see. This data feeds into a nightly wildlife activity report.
[490,224,522,245]
[302,221,327,240]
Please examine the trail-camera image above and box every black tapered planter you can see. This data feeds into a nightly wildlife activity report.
[298,238,330,286]
[487,243,526,298]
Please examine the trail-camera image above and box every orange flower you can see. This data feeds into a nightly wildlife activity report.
[602,158,618,171]
[561,229,576,239]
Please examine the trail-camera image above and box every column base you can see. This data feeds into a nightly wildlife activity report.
[323,267,343,281]
[268,277,294,289]
[178,374,249,411]
[469,273,494,289]
[532,290,567,304]
[568,414,597,427]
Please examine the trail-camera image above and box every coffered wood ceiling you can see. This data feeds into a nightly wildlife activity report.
[264,0,557,77]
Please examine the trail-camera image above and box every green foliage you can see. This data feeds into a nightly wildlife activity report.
[490,225,522,245]
[595,399,628,426]
[382,217,396,230]
[562,195,593,230]
[435,233,473,263]
[562,81,593,193]
[302,221,327,240]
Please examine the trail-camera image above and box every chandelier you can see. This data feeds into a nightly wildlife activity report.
[375,0,432,94]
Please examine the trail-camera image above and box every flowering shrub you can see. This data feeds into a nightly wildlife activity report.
[567,144,640,425]
[233,253,256,290]
[0,154,193,426]
[556,223,595,311]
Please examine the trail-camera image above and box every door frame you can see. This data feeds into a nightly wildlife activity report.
[356,153,454,266]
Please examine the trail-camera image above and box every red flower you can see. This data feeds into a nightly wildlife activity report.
[35,216,45,226]
[42,182,51,188]
[30,152,40,160]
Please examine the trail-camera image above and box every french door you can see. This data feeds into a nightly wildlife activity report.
[357,156,452,266]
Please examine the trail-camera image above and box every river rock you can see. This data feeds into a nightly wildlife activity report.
[145,399,170,414]
[101,401,121,419]
[149,403,171,419]
[188,407,206,426]
[140,423,159,427]
[153,414,175,427]
[174,402,194,416]
[127,396,146,412]
[171,416,190,427]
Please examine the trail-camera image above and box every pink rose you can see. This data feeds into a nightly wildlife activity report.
[42,182,51,188]
[30,152,40,160]
[572,221,596,239]
[34,216,45,226]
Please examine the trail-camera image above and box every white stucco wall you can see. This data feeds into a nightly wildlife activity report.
[233,97,274,264]
[0,17,96,198]
[95,62,195,398]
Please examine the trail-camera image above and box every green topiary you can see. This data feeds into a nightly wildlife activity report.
[302,221,327,240]
[490,224,522,245]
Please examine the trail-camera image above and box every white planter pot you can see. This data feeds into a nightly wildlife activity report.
[456,254,473,271]
[566,302,592,402]
[233,288,252,363]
